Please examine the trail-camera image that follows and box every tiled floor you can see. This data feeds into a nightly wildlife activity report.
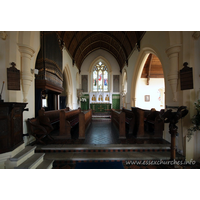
[84,121,119,144]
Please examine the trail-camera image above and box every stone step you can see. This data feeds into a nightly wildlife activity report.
[43,151,183,162]
[5,146,36,169]
[36,144,171,153]
[36,160,54,169]
[15,153,45,169]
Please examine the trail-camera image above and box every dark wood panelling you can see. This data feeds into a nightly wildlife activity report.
[180,62,193,90]
[0,102,27,154]
[7,63,20,90]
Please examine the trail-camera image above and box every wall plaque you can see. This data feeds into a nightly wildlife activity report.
[7,62,20,90]
[180,62,193,90]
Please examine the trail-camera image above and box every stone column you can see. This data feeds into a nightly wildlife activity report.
[67,91,72,109]
[18,44,35,102]
[166,44,181,102]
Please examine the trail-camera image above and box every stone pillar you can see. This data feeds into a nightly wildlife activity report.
[67,91,72,109]
[166,44,181,102]
[18,44,35,102]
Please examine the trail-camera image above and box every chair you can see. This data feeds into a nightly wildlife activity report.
[28,116,54,144]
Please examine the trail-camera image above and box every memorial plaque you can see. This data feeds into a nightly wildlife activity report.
[180,62,193,90]
[7,62,20,90]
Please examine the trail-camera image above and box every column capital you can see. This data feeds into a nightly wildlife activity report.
[166,44,182,57]
[0,31,7,40]
[17,43,35,57]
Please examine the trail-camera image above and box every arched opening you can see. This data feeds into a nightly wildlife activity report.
[131,48,166,112]
[136,53,165,111]
[61,65,73,109]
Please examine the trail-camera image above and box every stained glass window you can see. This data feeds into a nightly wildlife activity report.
[92,61,109,92]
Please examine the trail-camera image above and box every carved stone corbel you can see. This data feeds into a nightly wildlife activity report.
[192,31,200,40]
[0,31,7,40]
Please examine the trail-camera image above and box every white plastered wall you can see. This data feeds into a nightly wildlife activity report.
[136,78,165,111]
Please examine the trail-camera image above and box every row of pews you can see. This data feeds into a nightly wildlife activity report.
[111,107,164,138]
[28,107,92,143]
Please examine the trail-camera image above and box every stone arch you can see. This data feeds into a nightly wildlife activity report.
[63,64,73,108]
[122,69,127,92]
[130,47,166,108]
[89,56,112,73]
[76,72,80,89]
[122,69,128,108]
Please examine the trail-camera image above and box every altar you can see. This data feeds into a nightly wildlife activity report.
[89,92,112,113]
[90,103,111,113]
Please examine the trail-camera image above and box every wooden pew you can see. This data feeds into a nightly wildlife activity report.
[122,108,135,134]
[79,109,92,139]
[38,107,70,126]
[111,109,126,138]
[144,109,164,137]
[59,108,81,138]
[131,107,147,137]
[131,107,164,138]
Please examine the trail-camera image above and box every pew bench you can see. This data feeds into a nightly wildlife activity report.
[131,107,164,138]
[79,109,92,139]
[59,108,81,138]
[111,109,126,138]
[38,107,70,127]
[122,108,135,134]
[144,109,164,137]
[28,116,54,144]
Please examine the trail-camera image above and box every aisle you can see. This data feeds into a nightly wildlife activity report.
[84,120,119,144]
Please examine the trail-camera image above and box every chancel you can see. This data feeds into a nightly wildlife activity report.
[0,31,200,169]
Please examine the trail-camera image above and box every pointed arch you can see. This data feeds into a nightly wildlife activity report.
[122,69,127,92]
[63,64,73,108]
[89,56,112,73]
[131,47,166,108]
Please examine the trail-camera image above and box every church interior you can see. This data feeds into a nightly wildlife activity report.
[0,30,200,170]
[1,1,200,198]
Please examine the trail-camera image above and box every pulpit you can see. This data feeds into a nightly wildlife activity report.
[0,102,28,153]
